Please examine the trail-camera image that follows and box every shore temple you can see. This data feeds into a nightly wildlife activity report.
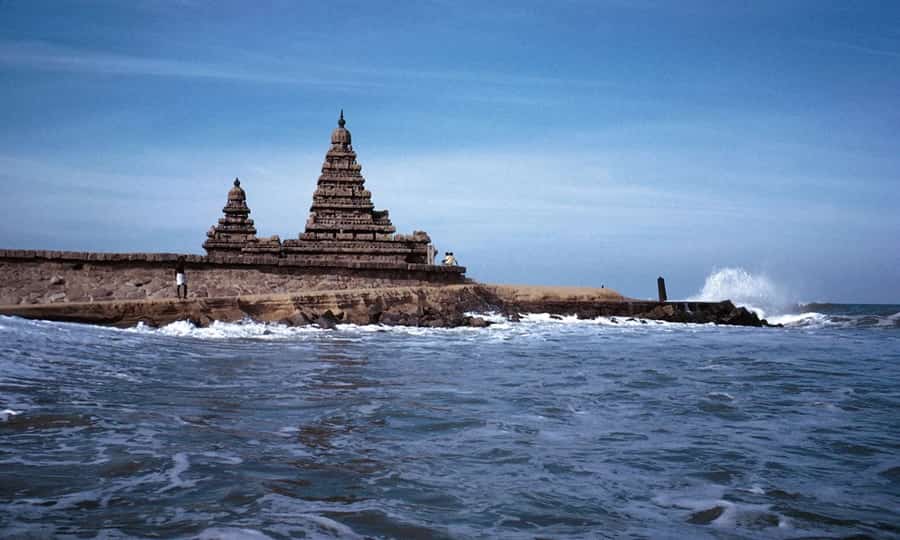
[203,112,434,265]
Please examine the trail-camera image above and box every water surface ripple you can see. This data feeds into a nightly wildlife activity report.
[1,312,899,539]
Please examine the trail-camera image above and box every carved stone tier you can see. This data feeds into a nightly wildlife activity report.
[287,111,432,264]
[203,178,281,256]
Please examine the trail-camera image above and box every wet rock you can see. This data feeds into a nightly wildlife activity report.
[49,275,65,286]
[465,316,491,328]
[723,306,763,327]
[315,310,340,329]
[377,311,404,326]
[48,292,67,303]
[687,505,725,525]
[367,296,385,324]
[284,310,312,327]
[645,304,676,320]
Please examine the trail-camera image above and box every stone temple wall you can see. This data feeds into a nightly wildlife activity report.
[0,250,467,306]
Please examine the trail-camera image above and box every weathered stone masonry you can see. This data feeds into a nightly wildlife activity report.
[0,251,466,305]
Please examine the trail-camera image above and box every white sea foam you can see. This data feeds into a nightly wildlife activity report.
[769,310,900,329]
[766,312,828,327]
[157,452,196,493]
[464,311,509,324]
[685,267,898,330]
[1,408,21,422]
[125,313,694,341]
[297,514,364,539]
[196,528,276,540]
[690,267,788,318]
[516,312,673,327]
[199,451,243,465]
[130,319,326,340]
[654,492,784,530]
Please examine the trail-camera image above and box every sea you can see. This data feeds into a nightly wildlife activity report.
[1,269,898,539]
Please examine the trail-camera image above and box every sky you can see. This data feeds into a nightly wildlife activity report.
[1,1,898,303]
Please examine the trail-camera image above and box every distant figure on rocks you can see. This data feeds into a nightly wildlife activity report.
[442,252,458,266]
[175,256,187,299]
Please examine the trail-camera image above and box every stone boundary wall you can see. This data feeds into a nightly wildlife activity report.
[0,249,467,306]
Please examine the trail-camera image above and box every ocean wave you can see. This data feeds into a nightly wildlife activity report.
[689,267,789,319]
[688,268,900,330]
[127,319,327,340]
[1,408,21,422]
[115,312,714,341]
[5,304,896,343]
[768,311,900,329]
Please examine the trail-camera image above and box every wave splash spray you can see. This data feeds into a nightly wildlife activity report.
[689,267,788,319]
[688,268,900,328]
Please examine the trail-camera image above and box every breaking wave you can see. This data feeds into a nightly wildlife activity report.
[689,268,899,329]
[767,308,900,329]
[689,267,788,318]
[123,313,703,341]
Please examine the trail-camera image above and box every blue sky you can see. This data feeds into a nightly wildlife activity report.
[1,1,898,302]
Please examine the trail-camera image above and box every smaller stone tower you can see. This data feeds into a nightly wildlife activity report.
[203,178,280,256]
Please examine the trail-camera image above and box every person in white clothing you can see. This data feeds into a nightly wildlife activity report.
[175,256,187,299]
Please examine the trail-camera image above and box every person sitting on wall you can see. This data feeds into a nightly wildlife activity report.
[442,252,458,266]
[175,256,187,299]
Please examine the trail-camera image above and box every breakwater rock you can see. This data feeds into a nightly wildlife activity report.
[0,284,773,329]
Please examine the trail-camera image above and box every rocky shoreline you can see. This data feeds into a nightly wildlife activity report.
[0,284,775,329]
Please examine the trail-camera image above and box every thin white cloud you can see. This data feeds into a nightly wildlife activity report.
[806,38,900,59]
[0,40,615,101]
[0,41,377,90]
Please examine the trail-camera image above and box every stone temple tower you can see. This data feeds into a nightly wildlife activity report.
[203,178,280,256]
[282,111,431,264]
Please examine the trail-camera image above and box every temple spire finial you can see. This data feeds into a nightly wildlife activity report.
[234,177,240,187]
[338,109,345,128]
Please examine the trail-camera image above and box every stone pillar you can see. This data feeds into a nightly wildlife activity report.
[657,276,667,302]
